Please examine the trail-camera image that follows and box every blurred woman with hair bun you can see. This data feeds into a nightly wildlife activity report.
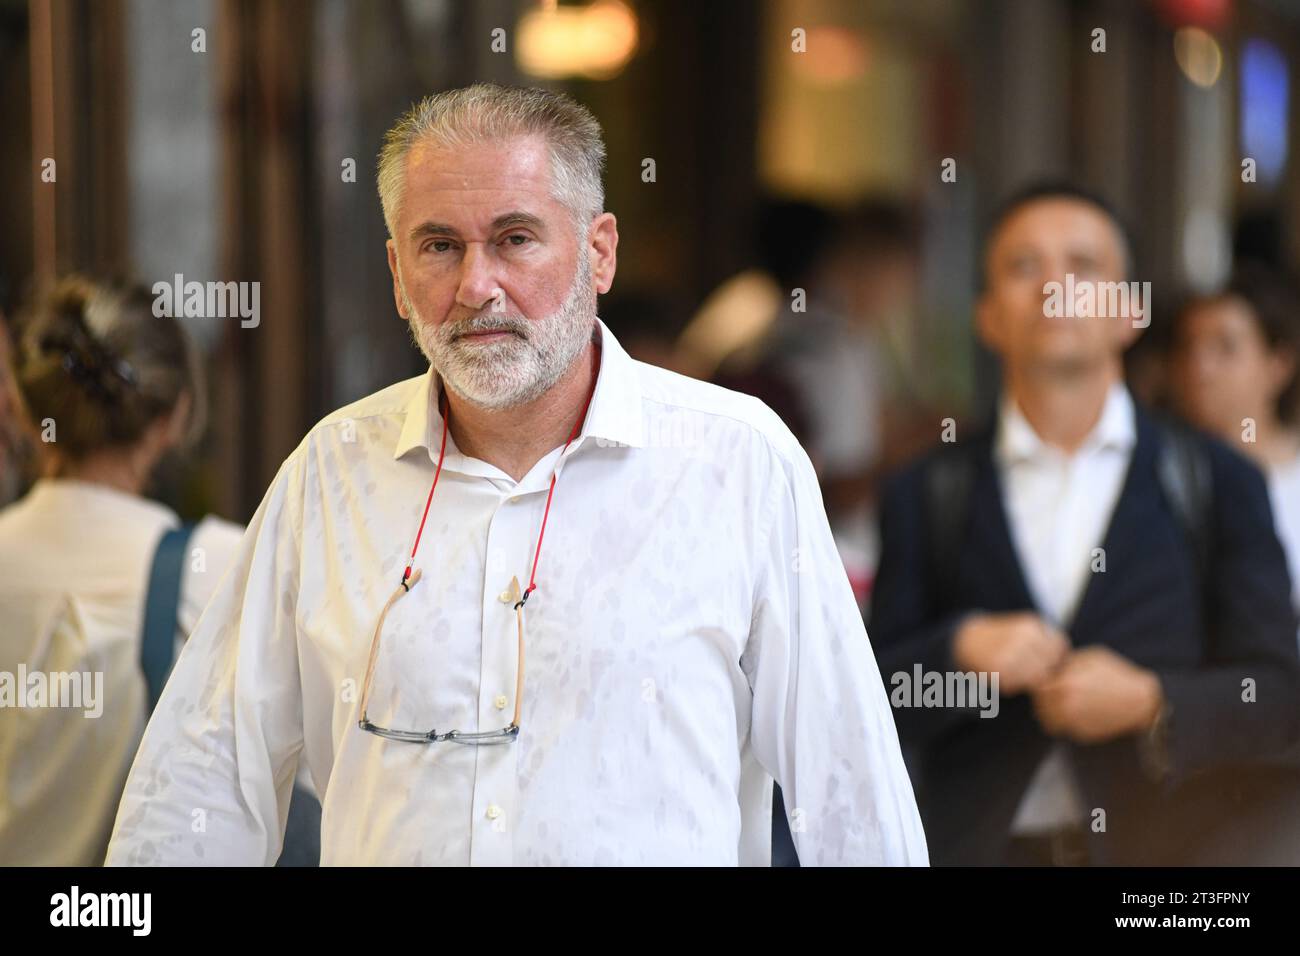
[0,275,245,865]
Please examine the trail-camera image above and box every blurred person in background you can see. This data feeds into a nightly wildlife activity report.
[684,200,828,477]
[596,289,691,374]
[1169,265,1300,626]
[869,183,1300,865]
[671,199,829,385]
[0,308,34,508]
[763,200,931,605]
[0,276,246,865]
[690,198,927,607]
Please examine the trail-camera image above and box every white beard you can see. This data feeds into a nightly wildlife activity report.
[402,252,595,410]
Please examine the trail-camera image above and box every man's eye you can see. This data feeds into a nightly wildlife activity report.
[504,234,531,246]
[430,240,453,253]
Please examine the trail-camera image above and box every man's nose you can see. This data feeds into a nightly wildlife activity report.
[1035,260,1072,305]
[1040,257,1072,289]
[455,244,502,312]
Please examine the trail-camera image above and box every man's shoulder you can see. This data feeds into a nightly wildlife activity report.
[633,359,806,467]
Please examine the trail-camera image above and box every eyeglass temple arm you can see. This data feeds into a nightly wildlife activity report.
[512,603,525,729]
[359,568,424,720]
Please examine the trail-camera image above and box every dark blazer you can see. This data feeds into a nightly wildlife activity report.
[868,403,1300,865]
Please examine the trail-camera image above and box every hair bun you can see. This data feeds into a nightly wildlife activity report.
[44,286,139,404]
[58,340,138,404]
[15,273,202,460]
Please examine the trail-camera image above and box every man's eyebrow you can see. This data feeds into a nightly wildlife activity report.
[492,211,545,231]
[999,241,1103,260]
[996,243,1039,262]
[408,211,546,242]
[409,221,459,241]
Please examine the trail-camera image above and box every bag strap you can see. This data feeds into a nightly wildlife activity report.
[924,441,979,599]
[141,523,197,713]
[1153,416,1213,587]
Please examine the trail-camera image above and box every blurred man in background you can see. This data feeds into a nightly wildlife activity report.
[869,183,1300,865]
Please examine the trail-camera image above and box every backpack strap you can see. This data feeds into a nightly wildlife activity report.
[141,523,197,713]
[924,441,979,600]
[1153,416,1213,586]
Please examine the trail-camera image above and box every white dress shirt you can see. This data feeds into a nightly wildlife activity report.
[0,480,243,864]
[105,318,927,866]
[994,383,1136,834]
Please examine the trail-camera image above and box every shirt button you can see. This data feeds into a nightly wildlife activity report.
[486,804,502,820]
[498,589,512,603]
[509,495,520,503]
[494,694,508,710]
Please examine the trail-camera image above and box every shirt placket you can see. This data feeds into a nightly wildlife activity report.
[1046,453,1071,627]
[468,488,534,866]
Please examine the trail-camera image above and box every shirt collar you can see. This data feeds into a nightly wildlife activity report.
[392,315,645,464]
[995,381,1136,465]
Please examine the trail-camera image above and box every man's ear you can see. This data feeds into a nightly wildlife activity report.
[387,240,409,320]
[587,212,619,296]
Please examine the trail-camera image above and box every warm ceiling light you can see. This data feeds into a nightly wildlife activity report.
[1173,26,1223,88]
[517,0,639,80]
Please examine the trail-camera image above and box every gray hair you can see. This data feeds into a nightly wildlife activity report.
[377,83,607,243]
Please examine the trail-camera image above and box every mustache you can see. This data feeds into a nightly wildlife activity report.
[444,313,530,341]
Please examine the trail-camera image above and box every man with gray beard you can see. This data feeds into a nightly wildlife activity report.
[400,238,594,413]
[106,84,926,867]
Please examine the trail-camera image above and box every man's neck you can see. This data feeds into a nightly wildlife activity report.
[443,337,601,483]
[1005,360,1122,455]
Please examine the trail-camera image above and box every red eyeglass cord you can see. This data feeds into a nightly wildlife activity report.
[400,370,599,612]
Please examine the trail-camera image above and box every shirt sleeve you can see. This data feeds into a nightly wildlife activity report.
[742,436,929,866]
[106,450,307,866]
